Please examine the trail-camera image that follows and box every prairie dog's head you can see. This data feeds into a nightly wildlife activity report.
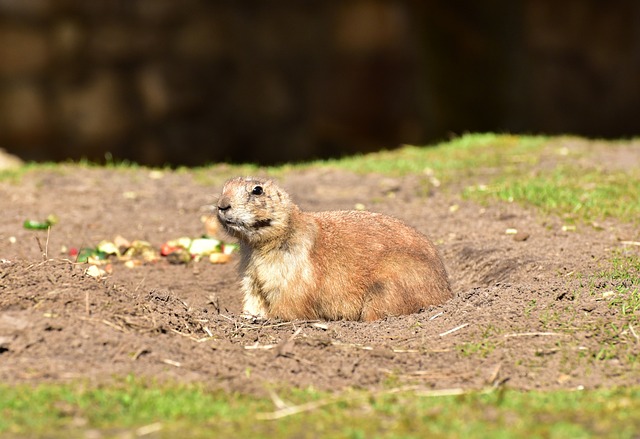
[216,177,294,244]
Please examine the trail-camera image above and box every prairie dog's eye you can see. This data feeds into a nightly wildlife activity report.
[251,185,264,196]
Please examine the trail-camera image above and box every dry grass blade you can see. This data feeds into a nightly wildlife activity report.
[503,332,568,338]
[439,323,468,337]
[257,386,420,421]
[168,327,214,343]
[414,388,466,397]
[136,422,163,436]
[331,341,373,350]
[257,395,340,420]
[45,226,51,260]
[629,324,639,343]
[267,390,290,410]
[161,359,181,367]
[487,363,502,386]
[244,342,277,350]
[79,317,128,333]
[402,370,450,378]
[131,347,150,361]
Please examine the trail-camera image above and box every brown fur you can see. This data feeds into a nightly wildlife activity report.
[216,177,452,321]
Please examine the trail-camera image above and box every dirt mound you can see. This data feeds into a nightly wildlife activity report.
[1,165,639,394]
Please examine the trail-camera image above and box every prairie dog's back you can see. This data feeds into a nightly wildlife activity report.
[306,210,451,320]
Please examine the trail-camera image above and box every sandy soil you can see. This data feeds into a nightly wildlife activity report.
[1,142,639,395]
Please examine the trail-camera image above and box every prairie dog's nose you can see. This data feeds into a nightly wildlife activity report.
[217,195,231,211]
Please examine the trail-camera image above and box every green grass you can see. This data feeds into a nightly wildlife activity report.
[597,250,640,325]
[0,158,145,184]
[189,133,548,184]
[568,250,640,365]
[305,132,547,179]
[318,132,640,224]
[1,379,639,438]
[466,165,640,223]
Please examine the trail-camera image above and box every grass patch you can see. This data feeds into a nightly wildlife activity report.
[572,250,640,365]
[0,159,148,183]
[0,162,64,183]
[466,165,640,223]
[1,379,640,438]
[189,132,640,225]
[457,340,497,358]
[305,133,547,180]
[189,133,548,185]
[595,250,640,324]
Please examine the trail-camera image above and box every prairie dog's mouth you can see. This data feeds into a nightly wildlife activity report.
[217,211,236,225]
[221,218,240,228]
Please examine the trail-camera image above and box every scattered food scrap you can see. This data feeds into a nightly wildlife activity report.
[70,234,238,273]
[23,214,58,230]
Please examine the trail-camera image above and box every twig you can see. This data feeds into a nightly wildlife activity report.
[245,342,277,350]
[413,388,467,397]
[620,240,640,247]
[45,226,51,260]
[629,324,639,343]
[268,390,290,410]
[439,323,469,337]
[162,359,181,367]
[136,422,163,437]
[35,236,44,260]
[131,347,150,361]
[168,327,214,343]
[168,327,193,338]
[218,313,236,323]
[101,319,127,333]
[331,341,373,350]
[429,312,443,320]
[134,276,147,293]
[85,291,90,316]
[402,370,449,378]
[503,332,568,338]
[487,363,502,386]
[262,320,321,329]
[79,317,128,333]
[219,315,322,331]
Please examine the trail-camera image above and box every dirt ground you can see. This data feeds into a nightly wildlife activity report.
[1,141,639,395]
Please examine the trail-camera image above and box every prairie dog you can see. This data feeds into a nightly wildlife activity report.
[216,177,452,321]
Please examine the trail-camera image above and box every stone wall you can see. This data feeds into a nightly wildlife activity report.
[1,1,639,166]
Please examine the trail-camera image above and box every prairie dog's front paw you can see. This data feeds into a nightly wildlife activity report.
[242,294,268,320]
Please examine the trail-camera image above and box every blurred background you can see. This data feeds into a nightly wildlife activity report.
[1,0,639,166]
